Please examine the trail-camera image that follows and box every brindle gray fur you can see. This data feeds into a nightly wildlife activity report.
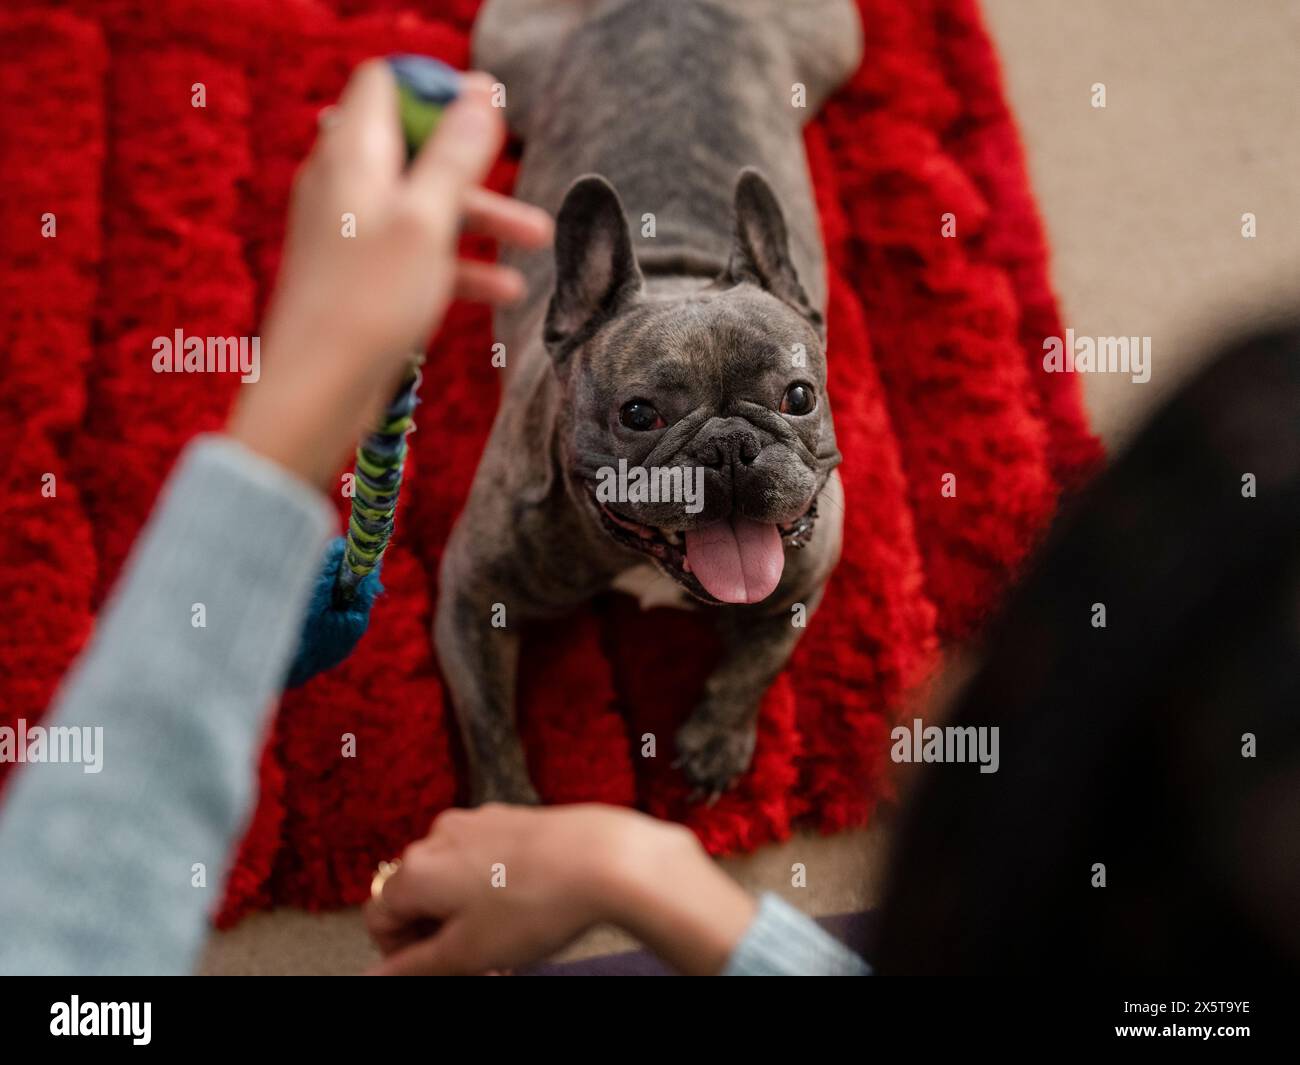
[436,0,862,803]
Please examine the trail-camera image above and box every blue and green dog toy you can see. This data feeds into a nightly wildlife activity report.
[286,55,461,688]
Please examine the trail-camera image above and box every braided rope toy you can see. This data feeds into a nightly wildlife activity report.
[286,55,460,688]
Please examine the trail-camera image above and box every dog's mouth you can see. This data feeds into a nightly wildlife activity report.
[586,486,818,604]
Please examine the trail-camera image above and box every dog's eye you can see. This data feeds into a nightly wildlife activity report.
[619,400,665,431]
[780,383,816,416]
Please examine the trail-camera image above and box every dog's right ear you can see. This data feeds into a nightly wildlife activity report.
[544,175,643,364]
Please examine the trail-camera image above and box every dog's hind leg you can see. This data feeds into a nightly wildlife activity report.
[747,0,864,117]
[471,0,593,138]
[473,0,864,139]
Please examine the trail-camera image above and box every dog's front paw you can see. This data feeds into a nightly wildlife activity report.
[673,711,758,802]
[469,772,541,807]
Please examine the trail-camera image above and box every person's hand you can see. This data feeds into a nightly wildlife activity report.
[365,803,758,975]
[227,59,552,488]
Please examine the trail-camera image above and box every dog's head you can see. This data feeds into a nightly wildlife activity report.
[545,168,841,605]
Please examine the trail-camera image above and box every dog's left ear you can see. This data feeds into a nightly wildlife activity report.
[723,168,824,341]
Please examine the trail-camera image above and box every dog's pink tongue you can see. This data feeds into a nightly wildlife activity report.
[685,517,784,604]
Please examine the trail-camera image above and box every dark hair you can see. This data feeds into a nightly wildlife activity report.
[875,320,1300,975]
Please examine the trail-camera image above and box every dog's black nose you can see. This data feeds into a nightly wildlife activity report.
[691,420,762,469]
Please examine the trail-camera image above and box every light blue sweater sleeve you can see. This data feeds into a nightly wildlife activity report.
[722,893,872,975]
[0,435,335,975]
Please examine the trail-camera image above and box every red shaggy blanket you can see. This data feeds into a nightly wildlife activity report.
[0,0,1099,924]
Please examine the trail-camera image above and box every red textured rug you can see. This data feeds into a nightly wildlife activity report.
[0,0,1100,925]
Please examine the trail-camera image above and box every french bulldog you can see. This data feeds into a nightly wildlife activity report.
[435,0,862,804]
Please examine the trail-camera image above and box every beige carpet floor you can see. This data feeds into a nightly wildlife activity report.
[202,0,1300,975]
